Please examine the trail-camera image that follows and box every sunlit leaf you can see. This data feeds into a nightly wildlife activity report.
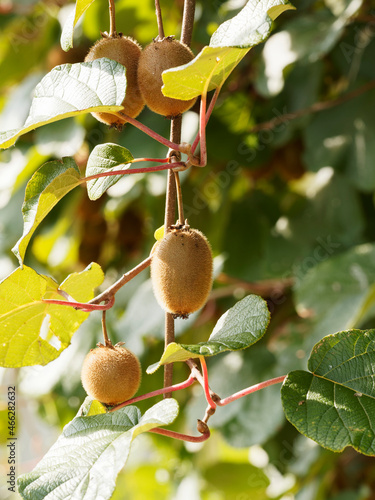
[18,399,179,500]
[61,0,96,51]
[0,59,126,149]
[0,263,103,367]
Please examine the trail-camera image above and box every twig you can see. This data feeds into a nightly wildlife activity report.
[181,0,196,46]
[89,256,151,305]
[108,0,116,37]
[249,79,375,134]
[155,0,165,40]
[174,171,185,224]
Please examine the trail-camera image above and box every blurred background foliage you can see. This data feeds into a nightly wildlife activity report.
[1,0,375,498]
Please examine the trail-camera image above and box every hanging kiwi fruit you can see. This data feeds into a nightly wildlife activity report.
[137,36,197,117]
[84,35,145,127]
[81,344,142,405]
[151,226,213,318]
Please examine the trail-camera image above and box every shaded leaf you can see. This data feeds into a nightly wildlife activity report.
[12,157,82,266]
[282,329,375,455]
[18,399,179,500]
[86,143,134,200]
[147,295,270,372]
[0,59,126,149]
[0,263,103,367]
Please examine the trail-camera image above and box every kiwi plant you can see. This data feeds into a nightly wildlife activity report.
[84,35,145,127]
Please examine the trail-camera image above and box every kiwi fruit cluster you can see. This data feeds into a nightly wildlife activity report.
[84,35,145,127]
[81,344,141,405]
[137,37,197,117]
[151,226,213,318]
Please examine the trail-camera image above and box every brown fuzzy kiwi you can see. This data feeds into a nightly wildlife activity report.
[81,344,141,405]
[137,37,196,117]
[151,227,213,317]
[84,35,145,127]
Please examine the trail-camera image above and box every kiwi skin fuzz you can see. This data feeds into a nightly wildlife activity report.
[81,345,141,405]
[137,37,197,117]
[85,36,145,127]
[151,227,213,318]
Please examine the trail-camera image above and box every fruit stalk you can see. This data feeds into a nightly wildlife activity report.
[108,0,116,37]
[155,0,165,39]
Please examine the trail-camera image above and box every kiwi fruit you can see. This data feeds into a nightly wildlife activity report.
[151,227,213,317]
[137,37,196,117]
[84,35,145,127]
[81,344,141,405]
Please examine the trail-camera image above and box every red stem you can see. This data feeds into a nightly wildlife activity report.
[83,163,186,183]
[132,157,170,164]
[199,356,217,409]
[42,296,115,312]
[191,86,221,156]
[148,427,210,443]
[217,375,287,406]
[109,374,196,411]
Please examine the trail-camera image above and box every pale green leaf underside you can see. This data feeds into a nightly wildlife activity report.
[12,157,82,265]
[282,329,375,456]
[147,295,270,372]
[0,264,103,367]
[162,0,294,100]
[0,59,126,150]
[61,0,96,51]
[18,399,179,500]
[86,143,134,200]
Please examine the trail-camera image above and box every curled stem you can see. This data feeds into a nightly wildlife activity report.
[109,373,196,411]
[217,375,287,406]
[148,426,210,443]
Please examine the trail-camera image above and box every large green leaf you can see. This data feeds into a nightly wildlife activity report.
[0,264,103,367]
[18,399,179,500]
[86,143,134,201]
[0,59,126,150]
[61,0,96,51]
[147,295,270,372]
[12,157,82,266]
[281,329,375,456]
[162,0,294,100]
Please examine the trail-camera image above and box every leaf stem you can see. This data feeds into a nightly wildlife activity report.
[191,86,221,155]
[82,163,184,183]
[42,296,115,312]
[155,0,165,40]
[148,426,210,443]
[109,373,196,411]
[199,356,217,409]
[217,375,287,406]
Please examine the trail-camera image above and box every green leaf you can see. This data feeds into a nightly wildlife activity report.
[0,263,104,367]
[281,329,375,456]
[0,59,126,150]
[17,399,179,500]
[61,0,96,51]
[86,143,134,200]
[162,0,294,100]
[147,295,270,372]
[12,157,82,266]
[209,1,295,48]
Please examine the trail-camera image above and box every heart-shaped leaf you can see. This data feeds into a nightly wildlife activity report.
[147,295,270,373]
[282,329,375,456]
[0,59,126,150]
[0,263,103,367]
[86,143,134,200]
[162,0,294,100]
[18,399,179,500]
